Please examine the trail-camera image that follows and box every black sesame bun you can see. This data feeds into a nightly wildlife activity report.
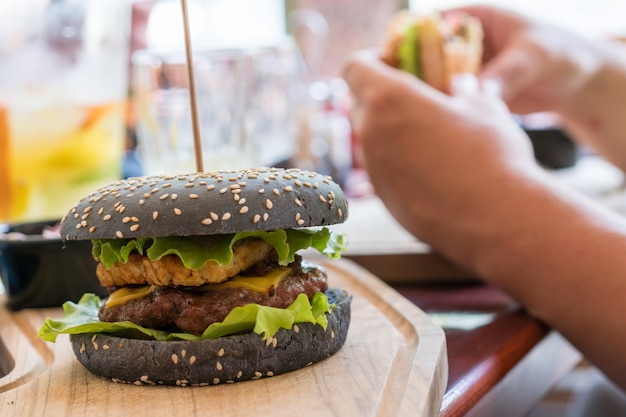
[43,167,352,386]
[60,167,348,240]
[70,288,350,386]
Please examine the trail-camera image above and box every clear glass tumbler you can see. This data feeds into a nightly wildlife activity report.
[0,0,131,223]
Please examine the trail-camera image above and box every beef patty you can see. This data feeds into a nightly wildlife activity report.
[98,258,328,335]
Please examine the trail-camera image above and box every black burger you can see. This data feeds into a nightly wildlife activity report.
[39,167,351,386]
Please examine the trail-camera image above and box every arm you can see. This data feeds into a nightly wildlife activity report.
[342,51,626,389]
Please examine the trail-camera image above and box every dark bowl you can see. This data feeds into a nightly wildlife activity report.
[0,220,107,310]
[525,127,579,170]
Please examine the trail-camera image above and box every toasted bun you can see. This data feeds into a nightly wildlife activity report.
[60,168,349,241]
[69,288,351,386]
[382,11,483,92]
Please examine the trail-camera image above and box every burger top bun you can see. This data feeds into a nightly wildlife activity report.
[60,168,349,241]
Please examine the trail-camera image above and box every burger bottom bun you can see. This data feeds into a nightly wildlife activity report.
[70,288,351,386]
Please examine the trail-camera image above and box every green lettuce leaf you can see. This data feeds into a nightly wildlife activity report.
[398,24,421,78]
[38,292,332,343]
[93,228,348,270]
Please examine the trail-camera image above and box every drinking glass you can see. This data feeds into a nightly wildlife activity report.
[0,0,131,223]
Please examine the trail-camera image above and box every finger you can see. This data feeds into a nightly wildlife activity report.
[480,48,542,103]
[342,49,442,109]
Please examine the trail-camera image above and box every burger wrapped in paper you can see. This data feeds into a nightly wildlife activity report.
[39,167,351,386]
[382,10,483,92]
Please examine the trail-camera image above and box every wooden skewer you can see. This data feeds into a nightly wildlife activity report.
[180,0,204,173]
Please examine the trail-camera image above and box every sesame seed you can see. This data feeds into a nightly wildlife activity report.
[236,371,243,379]
[265,199,273,209]
[122,216,131,223]
[84,206,93,213]
[75,223,82,230]
[144,193,150,198]
[273,188,280,195]
[163,183,172,188]
[293,324,300,333]
[181,349,186,358]
[319,195,327,203]
[92,340,99,350]
[98,207,104,215]
[216,362,223,371]
[253,214,261,224]
[295,180,302,187]
[130,224,140,232]
[297,219,305,226]
[239,206,249,214]
[258,189,265,194]
[189,194,199,199]
[294,198,303,206]
[103,214,112,221]
[190,356,196,365]
[141,375,149,382]
[284,186,293,192]
[207,184,215,191]
[171,354,179,364]
[255,372,262,378]
[222,212,231,221]
[218,348,225,357]
[201,218,213,225]
[331,330,335,339]
[338,208,343,217]
[80,342,86,353]
[153,211,159,220]
[267,371,274,377]
[160,193,169,200]
[116,231,124,238]
[185,183,194,188]
[174,208,182,216]
[103,344,110,350]
[238,198,246,205]
[213,378,220,385]
[171,194,178,201]
[263,213,269,221]
[89,226,97,233]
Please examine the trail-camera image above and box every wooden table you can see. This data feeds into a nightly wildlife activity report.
[340,197,582,417]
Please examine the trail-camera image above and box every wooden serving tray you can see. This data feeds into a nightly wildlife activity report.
[0,258,447,417]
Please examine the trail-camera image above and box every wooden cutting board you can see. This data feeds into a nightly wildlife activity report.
[0,258,447,417]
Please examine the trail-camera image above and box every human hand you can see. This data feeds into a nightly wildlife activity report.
[342,49,540,245]
[449,6,602,115]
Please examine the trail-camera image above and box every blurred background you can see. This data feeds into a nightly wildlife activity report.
[2,0,626,225]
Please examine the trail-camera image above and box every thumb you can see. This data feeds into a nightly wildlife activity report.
[480,47,542,103]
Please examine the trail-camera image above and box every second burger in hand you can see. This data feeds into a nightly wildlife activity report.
[39,167,351,386]
[382,10,483,92]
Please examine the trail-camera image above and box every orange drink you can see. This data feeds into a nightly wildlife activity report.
[1,101,125,223]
